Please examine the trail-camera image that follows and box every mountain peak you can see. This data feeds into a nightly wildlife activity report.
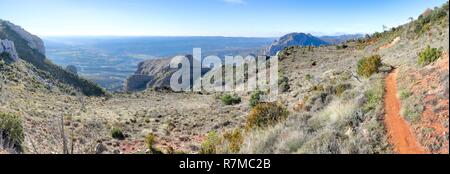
[265,32,328,56]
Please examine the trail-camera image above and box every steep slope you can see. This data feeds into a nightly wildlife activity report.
[125,55,210,92]
[125,58,173,91]
[2,21,46,55]
[265,33,329,56]
[239,2,449,154]
[0,20,105,96]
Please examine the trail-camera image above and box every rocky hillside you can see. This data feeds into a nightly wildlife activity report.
[2,20,46,55]
[125,55,210,92]
[238,3,448,154]
[319,34,364,44]
[265,33,328,56]
[0,20,105,96]
[0,39,19,61]
[265,33,365,56]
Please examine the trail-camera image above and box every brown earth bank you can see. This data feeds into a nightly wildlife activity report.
[397,55,449,154]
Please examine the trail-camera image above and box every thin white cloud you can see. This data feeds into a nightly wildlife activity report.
[222,0,246,5]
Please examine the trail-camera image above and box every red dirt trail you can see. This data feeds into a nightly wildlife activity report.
[384,69,427,154]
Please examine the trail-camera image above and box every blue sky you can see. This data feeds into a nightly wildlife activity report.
[0,0,447,37]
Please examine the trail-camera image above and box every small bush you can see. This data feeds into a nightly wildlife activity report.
[278,76,290,92]
[334,84,350,96]
[399,90,412,100]
[221,94,241,105]
[402,99,424,123]
[249,90,265,108]
[145,133,155,150]
[0,112,24,152]
[357,55,382,78]
[223,128,244,153]
[363,80,384,112]
[111,127,125,140]
[418,46,441,66]
[246,103,289,129]
[336,44,348,50]
[311,85,324,92]
[0,52,10,59]
[305,74,313,81]
[200,131,221,154]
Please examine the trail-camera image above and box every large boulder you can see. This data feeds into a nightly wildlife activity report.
[65,65,78,75]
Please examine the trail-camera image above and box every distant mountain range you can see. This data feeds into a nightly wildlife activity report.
[265,33,364,56]
[319,34,365,44]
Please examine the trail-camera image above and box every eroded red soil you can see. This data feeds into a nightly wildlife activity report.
[384,69,427,154]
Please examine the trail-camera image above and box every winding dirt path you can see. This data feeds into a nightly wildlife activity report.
[384,69,427,154]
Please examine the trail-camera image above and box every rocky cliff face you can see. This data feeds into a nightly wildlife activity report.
[0,20,105,96]
[0,39,19,61]
[265,33,329,56]
[125,55,210,92]
[3,21,46,55]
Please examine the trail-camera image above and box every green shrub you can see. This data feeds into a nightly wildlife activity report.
[363,80,384,112]
[200,131,221,154]
[278,76,290,92]
[246,103,289,129]
[414,3,449,35]
[357,55,382,78]
[335,84,350,96]
[111,127,125,140]
[305,74,313,81]
[0,112,24,151]
[249,90,265,108]
[221,94,241,105]
[0,52,12,65]
[418,46,441,66]
[311,85,324,92]
[399,90,412,100]
[402,104,424,123]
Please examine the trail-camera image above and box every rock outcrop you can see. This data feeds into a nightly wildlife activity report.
[1,20,106,96]
[125,55,210,92]
[65,65,78,75]
[265,33,329,56]
[3,21,46,55]
[125,74,154,91]
[0,39,19,61]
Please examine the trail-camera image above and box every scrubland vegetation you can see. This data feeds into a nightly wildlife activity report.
[0,2,448,154]
[0,112,24,153]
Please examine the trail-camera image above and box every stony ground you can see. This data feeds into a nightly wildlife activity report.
[1,87,249,153]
